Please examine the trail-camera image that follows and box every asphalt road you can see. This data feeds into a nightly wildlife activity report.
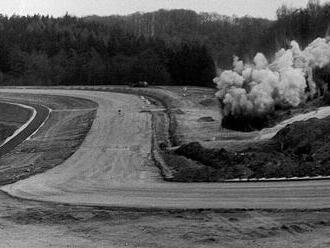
[1,88,330,209]
[0,100,50,158]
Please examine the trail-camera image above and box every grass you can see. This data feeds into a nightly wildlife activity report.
[0,101,32,126]
[0,101,34,147]
[0,109,96,185]
[0,123,17,144]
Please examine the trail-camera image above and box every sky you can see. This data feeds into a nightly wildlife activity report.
[0,0,328,19]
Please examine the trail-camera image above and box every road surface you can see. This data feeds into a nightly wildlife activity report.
[0,101,50,158]
[2,88,330,209]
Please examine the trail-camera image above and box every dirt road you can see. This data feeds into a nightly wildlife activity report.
[2,88,330,209]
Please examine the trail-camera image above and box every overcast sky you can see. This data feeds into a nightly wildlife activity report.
[0,0,328,19]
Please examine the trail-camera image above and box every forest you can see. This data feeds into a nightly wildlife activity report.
[0,0,328,86]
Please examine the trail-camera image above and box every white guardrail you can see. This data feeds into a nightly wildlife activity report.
[225,175,330,183]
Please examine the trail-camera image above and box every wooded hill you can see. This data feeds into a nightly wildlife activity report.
[0,0,328,86]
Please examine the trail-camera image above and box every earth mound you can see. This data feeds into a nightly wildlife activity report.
[272,116,330,157]
[167,115,330,181]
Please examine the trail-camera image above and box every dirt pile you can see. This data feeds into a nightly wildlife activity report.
[272,116,330,161]
[172,142,253,180]
[170,115,330,181]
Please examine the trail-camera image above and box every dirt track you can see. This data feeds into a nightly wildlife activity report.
[2,88,330,209]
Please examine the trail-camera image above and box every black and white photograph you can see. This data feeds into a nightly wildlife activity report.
[0,0,330,247]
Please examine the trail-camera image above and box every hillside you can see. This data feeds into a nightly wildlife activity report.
[84,10,273,67]
[0,2,327,87]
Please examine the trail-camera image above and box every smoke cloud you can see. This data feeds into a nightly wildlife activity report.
[214,37,330,117]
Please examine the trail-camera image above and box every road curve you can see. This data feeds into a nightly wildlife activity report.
[0,101,50,158]
[2,88,330,210]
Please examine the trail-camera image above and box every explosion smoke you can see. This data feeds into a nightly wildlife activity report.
[214,37,330,117]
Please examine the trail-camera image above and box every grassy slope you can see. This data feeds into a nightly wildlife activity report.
[0,94,97,185]
[0,102,33,144]
[0,123,17,144]
[0,101,32,126]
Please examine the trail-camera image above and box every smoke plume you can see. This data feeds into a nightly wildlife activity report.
[214,37,330,117]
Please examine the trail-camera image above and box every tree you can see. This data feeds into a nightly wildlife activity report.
[168,42,215,86]
[131,49,171,84]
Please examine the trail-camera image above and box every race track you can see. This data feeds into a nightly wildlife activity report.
[0,101,50,157]
[2,88,330,209]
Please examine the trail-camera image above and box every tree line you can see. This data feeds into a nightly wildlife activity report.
[259,0,330,56]
[0,0,328,86]
[0,14,216,86]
